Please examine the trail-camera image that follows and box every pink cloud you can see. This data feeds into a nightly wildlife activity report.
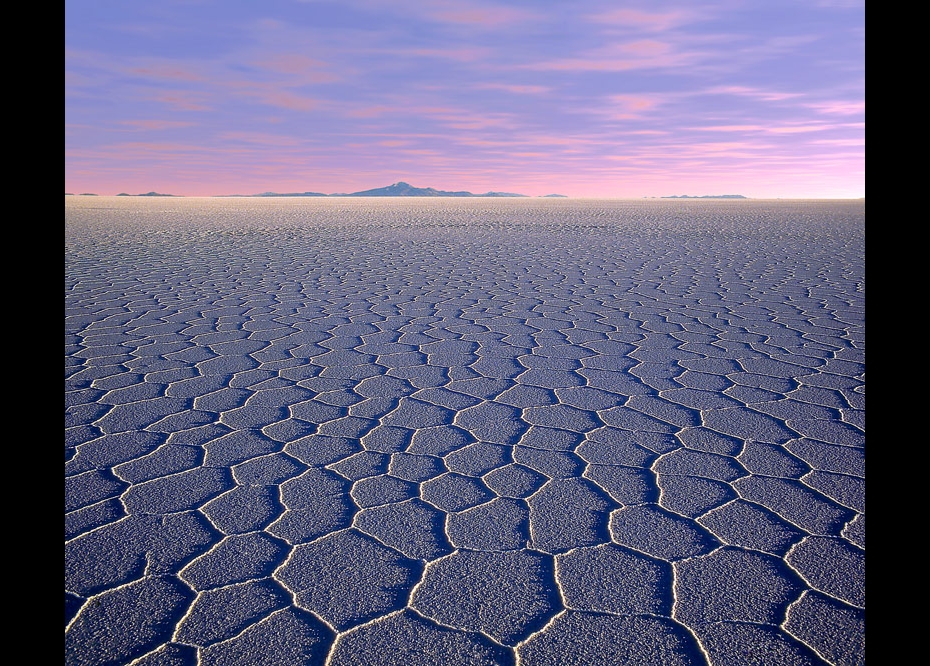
[439,116,515,131]
[156,92,211,112]
[217,132,306,147]
[691,122,852,134]
[585,9,692,32]
[810,138,865,146]
[347,106,394,118]
[693,125,767,132]
[224,79,321,112]
[524,40,699,72]
[807,100,864,115]
[254,54,339,83]
[680,141,774,154]
[576,94,671,123]
[526,56,674,72]
[707,86,803,102]
[476,83,549,95]
[119,120,196,131]
[264,91,318,111]
[766,123,835,134]
[610,94,662,112]
[617,40,672,57]
[333,0,537,27]
[427,3,536,26]
[520,135,588,147]
[385,105,518,132]
[70,142,203,159]
[129,65,204,82]
[452,137,511,147]
[399,46,492,62]
[258,54,328,74]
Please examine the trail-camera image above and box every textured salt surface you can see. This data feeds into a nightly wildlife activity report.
[65,197,864,665]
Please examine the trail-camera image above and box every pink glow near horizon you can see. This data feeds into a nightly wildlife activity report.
[66,1,864,199]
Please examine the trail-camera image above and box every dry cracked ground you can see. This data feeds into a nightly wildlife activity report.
[65,197,864,665]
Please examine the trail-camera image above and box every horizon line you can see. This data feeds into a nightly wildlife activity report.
[65,193,865,200]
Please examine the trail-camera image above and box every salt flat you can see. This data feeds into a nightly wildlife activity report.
[65,196,864,665]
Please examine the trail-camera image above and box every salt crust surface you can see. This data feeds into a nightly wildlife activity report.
[66,197,864,665]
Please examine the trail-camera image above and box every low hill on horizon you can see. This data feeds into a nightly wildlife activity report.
[116,192,178,197]
[218,182,561,198]
[70,183,573,198]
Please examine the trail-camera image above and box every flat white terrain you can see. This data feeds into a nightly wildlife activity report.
[65,197,865,665]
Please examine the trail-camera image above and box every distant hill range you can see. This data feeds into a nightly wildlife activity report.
[116,192,177,197]
[69,183,570,198]
[221,182,566,198]
[660,194,747,199]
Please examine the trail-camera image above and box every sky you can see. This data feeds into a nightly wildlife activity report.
[65,1,864,198]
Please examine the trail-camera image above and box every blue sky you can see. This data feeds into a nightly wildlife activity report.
[65,1,864,197]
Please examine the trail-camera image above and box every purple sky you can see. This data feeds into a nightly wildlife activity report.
[65,1,864,198]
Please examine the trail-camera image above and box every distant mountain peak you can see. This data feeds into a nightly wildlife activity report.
[344,182,503,197]
[212,182,557,198]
